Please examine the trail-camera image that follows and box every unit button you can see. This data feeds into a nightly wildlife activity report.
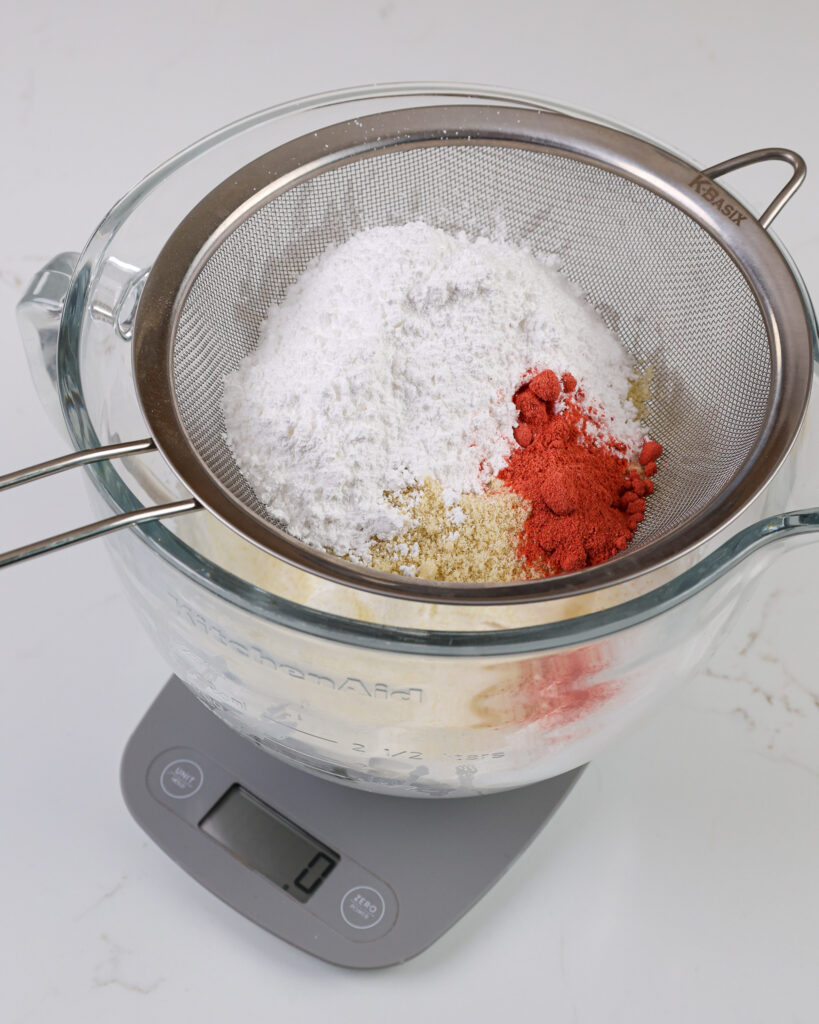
[340,886,387,930]
[160,758,204,799]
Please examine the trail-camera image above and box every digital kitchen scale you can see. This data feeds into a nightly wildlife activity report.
[122,676,583,968]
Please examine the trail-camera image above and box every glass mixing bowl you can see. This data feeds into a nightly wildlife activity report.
[17,84,819,796]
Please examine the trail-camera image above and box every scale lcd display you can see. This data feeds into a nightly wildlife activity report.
[200,785,339,903]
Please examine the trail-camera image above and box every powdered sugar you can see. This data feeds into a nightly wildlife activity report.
[222,223,643,562]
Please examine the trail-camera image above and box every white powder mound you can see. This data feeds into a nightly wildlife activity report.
[222,223,642,562]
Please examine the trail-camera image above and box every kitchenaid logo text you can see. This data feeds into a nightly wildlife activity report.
[689,175,747,225]
[170,597,423,703]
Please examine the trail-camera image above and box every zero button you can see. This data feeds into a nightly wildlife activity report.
[340,886,386,930]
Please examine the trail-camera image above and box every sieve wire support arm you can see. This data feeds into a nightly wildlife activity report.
[0,439,199,568]
[0,438,157,490]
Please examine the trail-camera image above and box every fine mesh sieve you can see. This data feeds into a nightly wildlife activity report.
[173,145,772,550]
[1,104,813,604]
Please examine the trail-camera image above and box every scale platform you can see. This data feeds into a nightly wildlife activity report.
[121,676,584,968]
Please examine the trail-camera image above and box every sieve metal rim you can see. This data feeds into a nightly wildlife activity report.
[132,104,813,605]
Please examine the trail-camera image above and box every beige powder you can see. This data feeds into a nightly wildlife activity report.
[628,367,654,419]
[370,479,530,583]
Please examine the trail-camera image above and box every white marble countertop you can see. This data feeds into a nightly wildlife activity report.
[1,2,818,1020]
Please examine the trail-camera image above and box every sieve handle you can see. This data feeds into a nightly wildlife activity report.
[0,439,199,568]
[701,149,806,229]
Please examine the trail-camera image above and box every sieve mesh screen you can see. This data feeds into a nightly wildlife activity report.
[172,142,772,555]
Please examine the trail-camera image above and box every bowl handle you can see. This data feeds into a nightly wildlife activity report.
[672,508,819,606]
[18,252,148,434]
[16,252,80,440]
[702,510,819,588]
